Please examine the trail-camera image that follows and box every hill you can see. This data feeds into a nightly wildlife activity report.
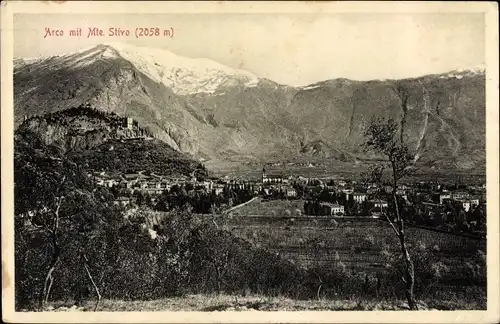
[69,138,208,178]
[15,106,208,178]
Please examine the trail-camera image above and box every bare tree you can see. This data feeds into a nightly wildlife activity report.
[364,117,418,310]
[81,251,102,311]
[25,176,67,310]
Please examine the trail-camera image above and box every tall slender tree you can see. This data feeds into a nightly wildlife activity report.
[364,117,418,310]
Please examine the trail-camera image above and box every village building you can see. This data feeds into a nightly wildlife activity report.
[439,192,452,204]
[114,196,131,207]
[455,198,480,212]
[372,200,389,209]
[337,180,347,187]
[104,179,118,187]
[342,188,354,198]
[451,191,470,201]
[319,203,344,216]
[469,197,480,206]
[352,192,367,203]
[420,202,445,219]
[201,180,213,191]
[262,167,285,184]
[331,204,344,215]
[285,187,297,198]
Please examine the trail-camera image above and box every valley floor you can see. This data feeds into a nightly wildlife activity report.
[39,294,485,312]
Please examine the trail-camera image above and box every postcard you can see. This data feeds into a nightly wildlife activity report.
[1,1,499,323]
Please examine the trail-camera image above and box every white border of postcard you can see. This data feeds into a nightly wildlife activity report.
[2,1,499,323]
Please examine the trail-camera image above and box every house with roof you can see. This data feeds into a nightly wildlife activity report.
[439,191,452,204]
[455,198,480,212]
[320,202,344,216]
[285,187,297,198]
[352,192,367,203]
[114,196,131,207]
[214,186,224,196]
[337,180,347,187]
[262,166,286,184]
[342,188,354,197]
[451,191,470,201]
[370,199,388,209]
[331,204,344,215]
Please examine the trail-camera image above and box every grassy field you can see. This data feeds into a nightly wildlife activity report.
[42,293,484,311]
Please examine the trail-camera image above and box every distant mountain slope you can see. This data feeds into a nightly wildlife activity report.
[15,106,208,178]
[285,72,485,169]
[14,43,485,171]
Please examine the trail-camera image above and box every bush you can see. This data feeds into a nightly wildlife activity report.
[363,234,375,247]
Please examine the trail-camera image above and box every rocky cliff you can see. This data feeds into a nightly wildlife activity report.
[15,106,207,178]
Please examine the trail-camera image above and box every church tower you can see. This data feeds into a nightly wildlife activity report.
[262,166,267,184]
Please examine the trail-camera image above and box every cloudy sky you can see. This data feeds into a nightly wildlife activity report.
[14,13,484,86]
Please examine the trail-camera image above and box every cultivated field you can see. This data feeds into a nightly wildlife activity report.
[225,198,485,277]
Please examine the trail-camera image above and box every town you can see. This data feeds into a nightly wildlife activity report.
[92,164,486,238]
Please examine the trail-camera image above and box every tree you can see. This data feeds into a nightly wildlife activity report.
[14,131,119,310]
[363,117,418,310]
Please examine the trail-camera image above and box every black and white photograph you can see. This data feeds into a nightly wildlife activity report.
[2,1,499,322]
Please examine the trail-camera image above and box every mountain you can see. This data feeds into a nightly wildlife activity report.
[15,106,208,178]
[14,43,486,171]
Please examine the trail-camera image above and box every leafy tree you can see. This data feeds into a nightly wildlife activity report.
[363,117,418,310]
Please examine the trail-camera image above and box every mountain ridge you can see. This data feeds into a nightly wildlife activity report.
[14,43,486,171]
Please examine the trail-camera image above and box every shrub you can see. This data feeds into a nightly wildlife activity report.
[363,234,375,247]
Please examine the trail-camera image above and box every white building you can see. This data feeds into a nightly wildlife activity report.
[286,188,297,197]
[352,192,367,203]
[459,198,480,212]
[451,191,470,200]
[342,188,353,195]
[337,180,347,187]
[331,204,344,215]
[440,192,451,204]
[373,200,388,209]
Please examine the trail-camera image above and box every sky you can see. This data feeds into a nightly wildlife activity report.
[14,13,485,86]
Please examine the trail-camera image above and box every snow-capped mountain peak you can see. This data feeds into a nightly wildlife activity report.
[440,64,486,79]
[17,43,261,95]
[100,42,260,94]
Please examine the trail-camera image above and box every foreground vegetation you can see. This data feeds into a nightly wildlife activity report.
[39,293,485,312]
